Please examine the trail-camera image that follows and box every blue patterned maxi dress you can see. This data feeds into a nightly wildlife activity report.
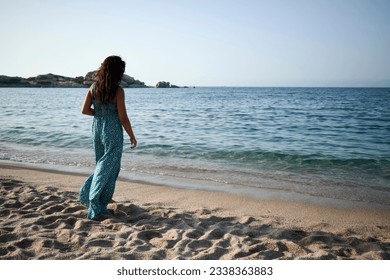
[79,95,123,220]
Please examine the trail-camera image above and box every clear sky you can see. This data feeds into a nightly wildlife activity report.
[1,0,389,87]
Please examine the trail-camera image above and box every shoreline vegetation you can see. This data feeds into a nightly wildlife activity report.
[0,162,389,260]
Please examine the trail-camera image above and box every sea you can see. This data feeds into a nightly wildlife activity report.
[1,87,389,209]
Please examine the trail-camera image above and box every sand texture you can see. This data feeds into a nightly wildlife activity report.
[1,167,389,260]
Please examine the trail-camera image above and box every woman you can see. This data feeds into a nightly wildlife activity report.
[79,55,137,220]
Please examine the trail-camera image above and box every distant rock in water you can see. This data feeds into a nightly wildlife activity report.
[156,81,180,88]
[0,72,148,88]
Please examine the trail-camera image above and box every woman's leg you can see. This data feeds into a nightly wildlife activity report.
[79,129,105,207]
[87,141,122,220]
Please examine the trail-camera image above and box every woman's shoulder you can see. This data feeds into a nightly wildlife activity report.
[112,86,125,104]
[116,86,125,97]
[89,82,97,90]
[88,82,97,96]
[117,85,124,94]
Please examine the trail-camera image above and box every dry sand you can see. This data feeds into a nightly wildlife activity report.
[0,162,389,260]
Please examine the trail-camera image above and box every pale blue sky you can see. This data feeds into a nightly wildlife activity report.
[1,0,389,86]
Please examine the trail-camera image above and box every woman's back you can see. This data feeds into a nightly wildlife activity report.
[91,83,120,117]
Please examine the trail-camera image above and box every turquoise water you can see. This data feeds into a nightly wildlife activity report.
[0,87,389,207]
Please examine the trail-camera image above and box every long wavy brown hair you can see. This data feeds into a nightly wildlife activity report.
[94,56,125,104]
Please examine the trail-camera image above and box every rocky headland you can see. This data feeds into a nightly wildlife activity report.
[0,71,148,88]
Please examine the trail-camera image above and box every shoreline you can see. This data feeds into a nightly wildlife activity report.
[1,162,389,259]
[1,159,388,211]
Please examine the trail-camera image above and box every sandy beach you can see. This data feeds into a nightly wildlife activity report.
[0,162,389,260]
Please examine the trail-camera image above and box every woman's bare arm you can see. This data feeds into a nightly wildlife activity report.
[81,86,95,116]
[116,87,137,148]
